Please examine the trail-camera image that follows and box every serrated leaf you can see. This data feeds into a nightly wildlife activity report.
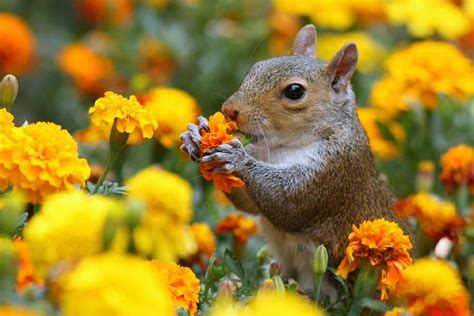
[223,249,248,285]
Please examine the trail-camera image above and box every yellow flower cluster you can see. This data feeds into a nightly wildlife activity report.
[440,144,474,194]
[317,32,385,73]
[371,41,474,117]
[151,260,200,316]
[336,219,413,300]
[386,0,471,39]
[394,192,464,240]
[23,191,119,277]
[126,166,197,261]
[89,91,158,139]
[357,108,405,160]
[59,254,174,316]
[394,258,470,315]
[138,87,200,148]
[0,13,36,75]
[0,305,42,316]
[210,292,325,316]
[272,0,385,30]
[0,117,91,203]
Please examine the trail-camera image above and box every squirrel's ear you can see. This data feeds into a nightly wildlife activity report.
[292,24,317,57]
[326,42,358,93]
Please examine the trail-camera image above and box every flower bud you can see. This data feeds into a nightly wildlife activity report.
[0,74,19,111]
[0,192,25,237]
[269,261,283,277]
[312,244,328,275]
[217,279,235,301]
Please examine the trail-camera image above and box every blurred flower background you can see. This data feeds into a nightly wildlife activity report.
[0,0,473,315]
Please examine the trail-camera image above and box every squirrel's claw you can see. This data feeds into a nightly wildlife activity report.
[197,116,210,132]
[199,139,247,173]
[180,122,203,162]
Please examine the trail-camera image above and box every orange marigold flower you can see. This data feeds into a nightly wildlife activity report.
[150,260,200,316]
[138,39,176,85]
[58,43,114,96]
[216,213,258,244]
[394,192,465,240]
[0,13,36,76]
[89,91,158,139]
[0,122,91,203]
[394,258,470,316]
[13,239,43,293]
[190,223,216,258]
[199,112,245,193]
[440,144,474,194]
[76,0,133,25]
[336,218,413,300]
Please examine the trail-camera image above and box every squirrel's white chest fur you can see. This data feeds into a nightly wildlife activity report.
[251,142,319,291]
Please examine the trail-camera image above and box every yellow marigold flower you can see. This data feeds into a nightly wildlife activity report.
[272,0,385,30]
[386,0,470,39]
[58,43,115,96]
[150,260,200,316]
[357,108,405,160]
[126,167,197,261]
[0,122,90,203]
[317,32,385,73]
[394,258,470,315]
[395,192,465,240]
[75,118,144,145]
[190,223,216,258]
[371,41,474,114]
[336,219,413,300]
[0,306,43,316]
[89,91,158,139]
[23,191,118,277]
[210,292,325,316]
[138,87,200,148]
[440,144,474,194]
[0,13,36,76]
[76,0,134,25]
[216,214,258,244]
[0,108,15,190]
[59,254,174,316]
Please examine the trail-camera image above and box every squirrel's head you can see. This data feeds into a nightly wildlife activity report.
[222,24,359,146]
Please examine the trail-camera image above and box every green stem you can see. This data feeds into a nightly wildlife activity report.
[349,261,381,316]
[92,152,118,194]
[312,273,324,303]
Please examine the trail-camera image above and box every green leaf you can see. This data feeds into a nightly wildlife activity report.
[223,249,248,285]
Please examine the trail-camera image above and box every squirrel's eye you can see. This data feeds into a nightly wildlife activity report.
[282,83,306,100]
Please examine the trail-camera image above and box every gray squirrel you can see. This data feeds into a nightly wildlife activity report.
[180,24,409,293]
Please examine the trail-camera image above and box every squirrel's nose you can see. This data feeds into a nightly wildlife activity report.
[222,103,240,121]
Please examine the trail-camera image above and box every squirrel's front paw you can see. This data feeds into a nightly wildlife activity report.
[199,139,247,174]
[179,116,209,161]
